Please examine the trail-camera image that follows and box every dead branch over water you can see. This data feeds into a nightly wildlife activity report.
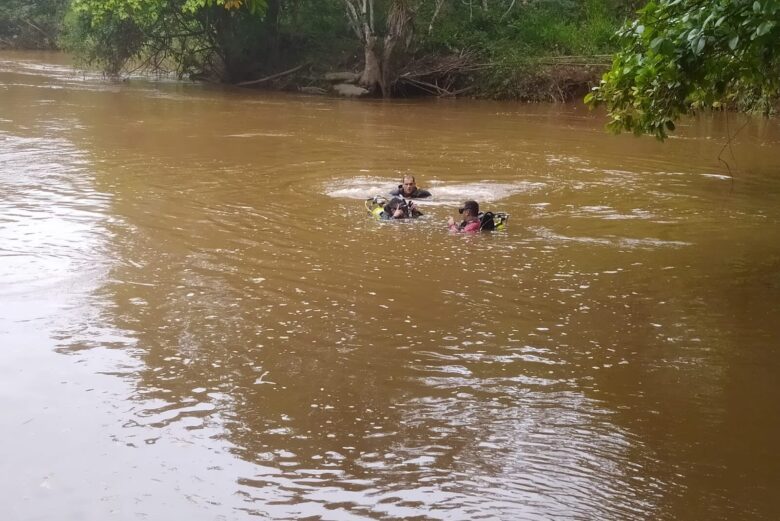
[394,51,609,99]
[236,63,308,86]
[397,51,483,97]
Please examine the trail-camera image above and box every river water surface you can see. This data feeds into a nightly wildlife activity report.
[1,52,779,521]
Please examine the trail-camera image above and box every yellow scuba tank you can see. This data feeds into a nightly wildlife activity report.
[493,212,509,230]
[478,211,509,231]
[365,195,389,220]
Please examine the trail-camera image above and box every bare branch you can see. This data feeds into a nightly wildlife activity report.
[500,0,516,21]
[21,18,50,40]
[342,0,364,40]
[429,0,446,35]
[235,63,308,86]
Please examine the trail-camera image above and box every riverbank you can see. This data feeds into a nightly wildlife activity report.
[2,42,609,102]
[233,59,609,103]
[13,0,626,102]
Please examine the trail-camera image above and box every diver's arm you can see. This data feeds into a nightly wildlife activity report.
[447,216,459,232]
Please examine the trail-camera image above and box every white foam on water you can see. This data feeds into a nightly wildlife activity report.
[225,132,293,138]
[429,181,544,204]
[325,177,544,205]
[326,176,396,199]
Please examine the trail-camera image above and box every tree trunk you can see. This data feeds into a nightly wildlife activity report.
[346,0,413,97]
[360,34,383,94]
[264,0,281,66]
[380,0,413,98]
[380,36,398,98]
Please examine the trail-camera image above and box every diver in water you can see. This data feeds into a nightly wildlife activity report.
[447,200,508,232]
[389,175,431,199]
[381,197,421,219]
[448,200,482,232]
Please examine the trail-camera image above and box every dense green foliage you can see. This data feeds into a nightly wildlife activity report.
[0,0,635,99]
[420,0,636,98]
[64,0,270,77]
[0,0,70,49]
[7,0,778,115]
[424,0,627,58]
[586,0,780,138]
[58,0,633,95]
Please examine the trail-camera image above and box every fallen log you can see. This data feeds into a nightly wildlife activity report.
[236,63,307,87]
[299,86,327,95]
[324,72,360,83]
[332,83,370,97]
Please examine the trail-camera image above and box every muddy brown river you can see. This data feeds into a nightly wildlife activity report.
[1,51,779,520]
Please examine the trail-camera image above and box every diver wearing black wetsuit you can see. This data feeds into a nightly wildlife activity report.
[389,175,431,199]
[380,197,423,219]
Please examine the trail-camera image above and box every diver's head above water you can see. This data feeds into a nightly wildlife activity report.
[390,174,432,199]
[384,197,410,219]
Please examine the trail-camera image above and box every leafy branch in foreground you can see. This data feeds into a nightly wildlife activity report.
[586,0,780,139]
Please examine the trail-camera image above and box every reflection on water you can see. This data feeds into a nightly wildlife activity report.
[1,51,780,520]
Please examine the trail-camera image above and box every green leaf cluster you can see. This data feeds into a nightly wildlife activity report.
[65,0,268,77]
[0,0,70,48]
[70,0,265,21]
[586,0,780,139]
